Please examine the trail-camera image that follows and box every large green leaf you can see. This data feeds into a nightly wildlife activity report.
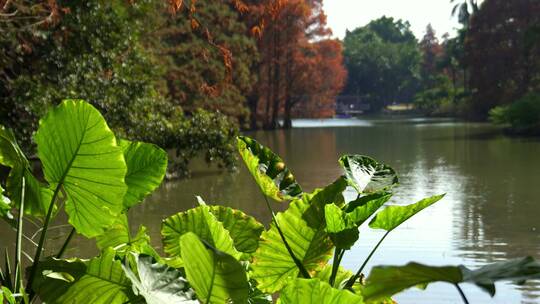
[324,192,392,250]
[363,257,540,301]
[315,265,355,289]
[95,214,159,260]
[277,278,363,304]
[0,126,28,169]
[161,203,241,259]
[35,100,127,238]
[0,125,53,217]
[461,256,540,296]
[324,204,359,250]
[119,140,168,209]
[345,192,392,225]
[208,205,264,254]
[237,136,302,202]
[362,262,463,302]
[180,232,249,304]
[123,254,196,304]
[369,194,445,232]
[33,248,137,303]
[251,182,345,293]
[339,155,398,194]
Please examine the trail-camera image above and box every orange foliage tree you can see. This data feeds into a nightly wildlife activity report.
[246,0,346,129]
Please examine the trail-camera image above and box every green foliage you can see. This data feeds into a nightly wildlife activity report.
[119,139,168,209]
[180,232,249,303]
[278,278,364,304]
[339,155,398,194]
[237,136,302,202]
[35,100,127,238]
[122,254,196,303]
[33,248,137,304]
[489,93,540,135]
[369,194,445,232]
[363,257,540,301]
[251,190,336,292]
[343,16,421,110]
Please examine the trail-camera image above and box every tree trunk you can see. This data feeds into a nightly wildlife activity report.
[270,29,281,129]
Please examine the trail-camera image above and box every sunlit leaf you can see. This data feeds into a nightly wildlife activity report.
[315,265,355,289]
[363,257,540,301]
[277,278,363,304]
[237,136,302,202]
[208,205,264,254]
[324,204,358,250]
[35,100,127,237]
[369,194,445,232]
[122,254,196,304]
[180,232,249,303]
[119,140,168,209]
[161,204,241,259]
[0,125,53,217]
[339,155,397,193]
[345,192,392,225]
[96,214,159,259]
[33,248,136,303]
[362,262,462,302]
[251,182,345,292]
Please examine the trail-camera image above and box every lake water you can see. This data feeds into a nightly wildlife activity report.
[2,117,539,303]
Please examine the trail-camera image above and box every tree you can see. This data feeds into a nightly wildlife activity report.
[465,0,540,118]
[419,24,443,88]
[247,0,345,129]
[155,0,258,127]
[0,0,242,175]
[343,17,421,111]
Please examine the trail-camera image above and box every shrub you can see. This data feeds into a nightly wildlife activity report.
[489,93,540,135]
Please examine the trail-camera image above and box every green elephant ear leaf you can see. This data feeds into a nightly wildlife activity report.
[35,100,127,238]
[315,265,356,289]
[119,140,168,210]
[461,256,540,296]
[339,155,398,194]
[0,125,28,169]
[0,125,53,218]
[208,205,264,254]
[363,257,540,301]
[180,232,249,304]
[122,254,196,304]
[33,248,137,304]
[369,194,445,232]
[251,189,336,293]
[237,136,302,202]
[161,203,241,259]
[362,262,463,302]
[345,192,392,225]
[277,278,363,304]
[96,214,159,259]
[324,204,359,250]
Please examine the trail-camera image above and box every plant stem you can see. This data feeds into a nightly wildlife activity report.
[262,194,310,278]
[55,228,75,259]
[329,248,344,286]
[14,176,25,293]
[454,283,470,304]
[26,184,61,301]
[345,230,390,289]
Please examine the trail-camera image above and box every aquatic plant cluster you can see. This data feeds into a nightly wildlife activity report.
[0,100,539,303]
